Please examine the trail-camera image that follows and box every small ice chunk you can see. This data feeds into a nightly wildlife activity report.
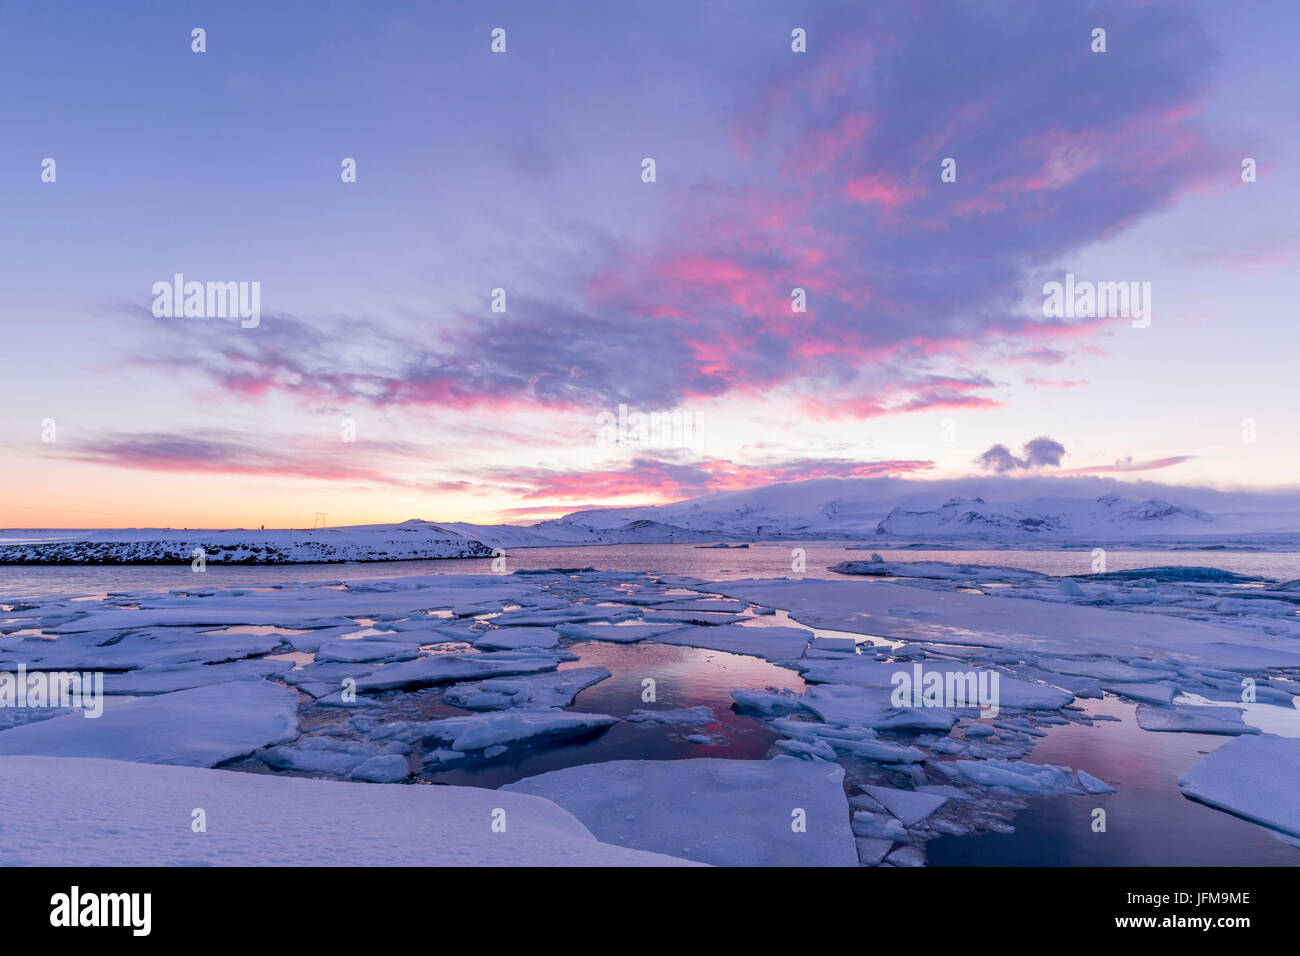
[421,709,617,752]
[885,846,925,867]
[859,785,948,826]
[1076,769,1116,794]
[1102,682,1177,706]
[810,636,857,653]
[730,688,810,718]
[350,754,411,783]
[855,837,893,865]
[627,705,715,726]
[850,811,908,841]
[952,759,1079,795]
[442,667,610,711]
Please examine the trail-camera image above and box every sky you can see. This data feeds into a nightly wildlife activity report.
[1,0,1297,529]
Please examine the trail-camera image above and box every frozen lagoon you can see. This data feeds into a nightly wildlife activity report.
[3,543,1300,866]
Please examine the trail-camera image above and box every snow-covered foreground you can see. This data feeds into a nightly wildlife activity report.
[2,554,1299,865]
[0,756,696,866]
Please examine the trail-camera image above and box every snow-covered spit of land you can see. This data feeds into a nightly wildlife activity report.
[3,550,1300,865]
[7,476,1300,563]
[0,518,713,564]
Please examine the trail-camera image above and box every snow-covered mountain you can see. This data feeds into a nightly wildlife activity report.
[874,494,1215,539]
[546,476,1300,544]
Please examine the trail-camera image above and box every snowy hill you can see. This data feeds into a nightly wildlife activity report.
[874,494,1215,539]
[0,517,711,564]
[436,518,710,548]
[549,476,1300,545]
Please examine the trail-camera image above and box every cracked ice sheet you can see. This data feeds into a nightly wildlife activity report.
[471,627,560,650]
[0,630,285,671]
[487,607,637,627]
[0,681,300,766]
[708,578,1300,675]
[36,575,544,634]
[0,756,697,866]
[647,623,812,663]
[101,658,295,695]
[554,621,685,643]
[314,640,420,663]
[503,756,857,866]
[1179,735,1300,840]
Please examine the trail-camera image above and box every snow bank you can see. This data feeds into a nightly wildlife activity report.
[503,757,857,866]
[0,756,697,865]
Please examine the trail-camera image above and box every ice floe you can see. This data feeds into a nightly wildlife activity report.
[1135,703,1260,735]
[1179,735,1300,838]
[554,621,684,643]
[441,666,610,710]
[859,784,948,825]
[353,653,561,692]
[419,709,617,753]
[648,623,812,662]
[0,681,300,766]
[503,756,857,866]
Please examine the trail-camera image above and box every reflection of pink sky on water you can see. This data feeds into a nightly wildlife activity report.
[929,695,1300,866]
[427,641,804,791]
